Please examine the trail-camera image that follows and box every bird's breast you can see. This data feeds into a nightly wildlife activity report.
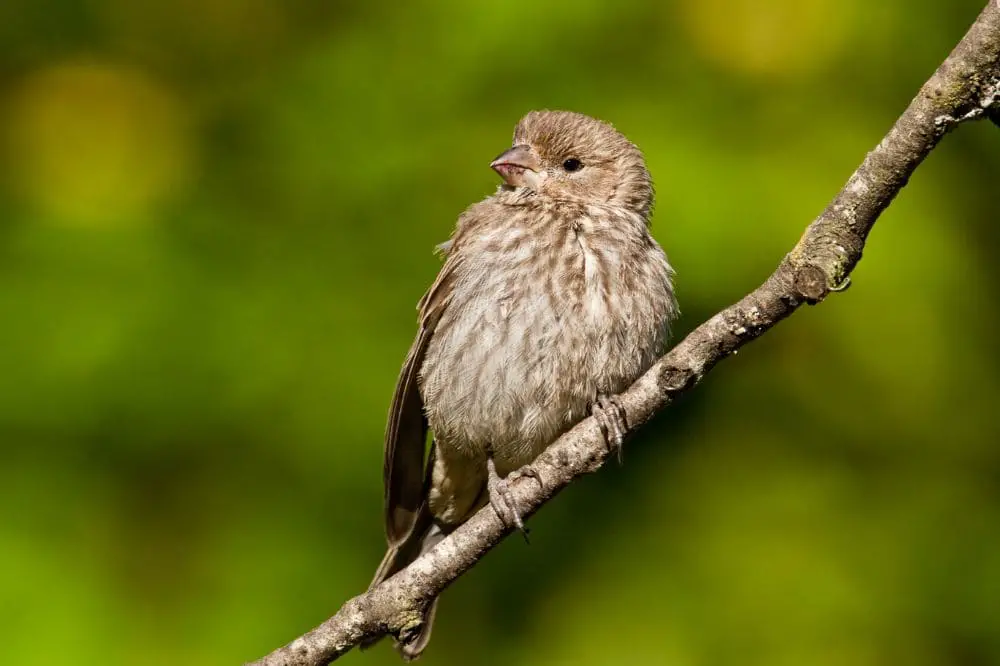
[420,210,673,474]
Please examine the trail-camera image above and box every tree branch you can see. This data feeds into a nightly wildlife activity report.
[249,3,1000,664]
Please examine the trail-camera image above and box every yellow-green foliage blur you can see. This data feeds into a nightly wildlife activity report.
[2,1,999,664]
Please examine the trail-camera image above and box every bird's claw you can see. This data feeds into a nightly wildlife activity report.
[592,393,628,464]
[510,465,543,489]
[487,456,530,541]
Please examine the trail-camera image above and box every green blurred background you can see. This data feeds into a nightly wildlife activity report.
[2,0,999,664]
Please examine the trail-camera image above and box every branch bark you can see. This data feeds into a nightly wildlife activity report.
[249,3,1000,664]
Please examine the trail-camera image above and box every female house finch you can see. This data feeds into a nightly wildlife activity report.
[371,110,678,659]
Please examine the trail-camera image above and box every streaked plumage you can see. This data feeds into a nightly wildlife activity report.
[370,110,678,660]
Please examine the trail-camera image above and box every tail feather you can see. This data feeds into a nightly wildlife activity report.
[364,505,445,660]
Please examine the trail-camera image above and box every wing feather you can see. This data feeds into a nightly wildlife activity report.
[383,258,458,544]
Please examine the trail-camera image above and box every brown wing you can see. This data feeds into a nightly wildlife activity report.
[383,259,458,545]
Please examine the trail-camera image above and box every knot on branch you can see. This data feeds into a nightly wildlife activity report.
[789,252,853,306]
[658,365,697,395]
[793,264,831,304]
[723,303,769,341]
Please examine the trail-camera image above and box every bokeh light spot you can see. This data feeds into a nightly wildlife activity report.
[6,61,194,226]
[679,0,854,76]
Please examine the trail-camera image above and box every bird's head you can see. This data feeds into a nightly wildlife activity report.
[490,110,653,217]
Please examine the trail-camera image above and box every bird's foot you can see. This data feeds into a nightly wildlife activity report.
[487,456,530,541]
[592,393,628,464]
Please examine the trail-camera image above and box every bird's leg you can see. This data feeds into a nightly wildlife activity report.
[486,455,529,539]
[592,393,628,464]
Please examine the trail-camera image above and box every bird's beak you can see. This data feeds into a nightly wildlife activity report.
[490,144,542,188]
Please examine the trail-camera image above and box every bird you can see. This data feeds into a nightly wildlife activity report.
[369,110,678,660]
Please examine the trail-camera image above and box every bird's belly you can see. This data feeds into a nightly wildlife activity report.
[420,276,663,476]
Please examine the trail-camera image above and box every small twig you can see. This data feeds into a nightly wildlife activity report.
[248,3,1000,664]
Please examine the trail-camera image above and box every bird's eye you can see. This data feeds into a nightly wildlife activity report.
[562,158,583,172]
